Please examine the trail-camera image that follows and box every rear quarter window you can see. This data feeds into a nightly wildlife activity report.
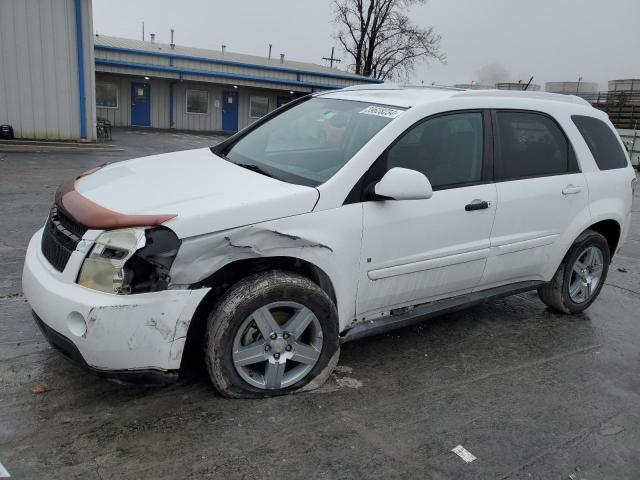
[572,115,628,170]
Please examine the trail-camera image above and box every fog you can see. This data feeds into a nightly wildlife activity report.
[93,0,639,90]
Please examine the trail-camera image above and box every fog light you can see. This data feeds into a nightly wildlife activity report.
[67,311,87,337]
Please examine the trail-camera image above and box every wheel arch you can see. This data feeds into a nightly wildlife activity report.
[585,219,621,257]
[179,256,337,371]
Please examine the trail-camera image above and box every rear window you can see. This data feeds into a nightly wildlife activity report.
[495,111,570,180]
[572,115,628,170]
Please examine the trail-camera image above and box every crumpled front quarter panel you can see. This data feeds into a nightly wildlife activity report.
[171,204,364,331]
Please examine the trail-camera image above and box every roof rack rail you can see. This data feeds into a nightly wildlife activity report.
[339,83,464,92]
[453,89,592,106]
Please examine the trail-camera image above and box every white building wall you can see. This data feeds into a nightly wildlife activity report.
[0,0,96,140]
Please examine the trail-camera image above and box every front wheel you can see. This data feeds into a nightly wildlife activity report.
[538,230,610,314]
[205,270,339,398]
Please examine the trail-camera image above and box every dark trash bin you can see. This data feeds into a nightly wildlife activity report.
[0,125,14,140]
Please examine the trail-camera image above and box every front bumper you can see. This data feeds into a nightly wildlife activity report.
[22,229,209,378]
[32,311,179,384]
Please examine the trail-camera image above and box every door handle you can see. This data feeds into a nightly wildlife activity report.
[562,184,582,195]
[465,200,490,211]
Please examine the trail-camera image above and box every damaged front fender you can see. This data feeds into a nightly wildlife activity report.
[169,204,364,334]
[170,225,335,286]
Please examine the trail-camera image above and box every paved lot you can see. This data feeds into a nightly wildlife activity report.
[1,128,640,479]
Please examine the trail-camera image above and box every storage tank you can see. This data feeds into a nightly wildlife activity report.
[606,79,640,105]
[453,83,493,90]
[495,82,541,91]
[545,81,598,95]
[546,81,599,102]
[608,79,640,92]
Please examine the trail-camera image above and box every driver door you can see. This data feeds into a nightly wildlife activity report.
[356,111,498,317]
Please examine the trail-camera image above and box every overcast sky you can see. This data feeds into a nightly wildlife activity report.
[93,0,639,90]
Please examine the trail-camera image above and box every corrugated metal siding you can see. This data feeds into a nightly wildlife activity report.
[238,89,279,130]
[95,60,315,93]
[94,35,380,84]
[96,73,300,132]
[95,74,129,127]
[173,82,221,131]
[96,74,169,129]
[93,37,376,92]
[0,0,95,140]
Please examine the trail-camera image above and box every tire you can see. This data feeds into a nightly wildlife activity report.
[538,230,610,314]
[204,270,340,398]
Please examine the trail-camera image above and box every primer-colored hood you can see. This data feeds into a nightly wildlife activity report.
[74,148,319,238]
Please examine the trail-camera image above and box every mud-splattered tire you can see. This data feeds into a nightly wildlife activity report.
[538,230,610,314]
[205,270,339,398]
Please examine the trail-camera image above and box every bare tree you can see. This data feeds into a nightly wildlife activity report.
[333,0,445,81]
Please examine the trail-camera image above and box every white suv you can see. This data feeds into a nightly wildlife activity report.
[23,85,637,397]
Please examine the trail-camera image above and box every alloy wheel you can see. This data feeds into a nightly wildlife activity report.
[568,245,604,303]
[232,301,323,390]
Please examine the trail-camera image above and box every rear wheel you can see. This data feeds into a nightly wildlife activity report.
[205,270,339,398]
[538,230,610,314]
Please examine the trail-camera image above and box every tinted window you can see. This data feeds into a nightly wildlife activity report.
[384,112,484,188]
[496,112,569,180]
[572,115,628,170]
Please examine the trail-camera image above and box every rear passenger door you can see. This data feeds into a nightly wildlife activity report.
[481,110,590,288]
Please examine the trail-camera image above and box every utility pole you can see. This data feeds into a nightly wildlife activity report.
[142,21,145,41]
[322,47,341,68]
[576,76,582,94]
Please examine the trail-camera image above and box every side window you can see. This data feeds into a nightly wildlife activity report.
[572,115,628,170]
[385,112,484,189]
[495,112,569,180]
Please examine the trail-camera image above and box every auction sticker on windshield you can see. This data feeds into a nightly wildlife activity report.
[359,105,403,118]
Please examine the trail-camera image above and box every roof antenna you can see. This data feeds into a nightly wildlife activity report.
[523,76,534,91]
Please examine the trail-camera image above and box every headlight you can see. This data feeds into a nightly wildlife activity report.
[77,227,180,294]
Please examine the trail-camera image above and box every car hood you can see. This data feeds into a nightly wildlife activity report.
[74,148,319,238]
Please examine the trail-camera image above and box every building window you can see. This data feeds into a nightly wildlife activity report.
[96,83,118,108]
[250,96,269,119]
[186,89,209,114]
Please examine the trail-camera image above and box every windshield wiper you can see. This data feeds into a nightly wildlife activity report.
[233,162,274,178]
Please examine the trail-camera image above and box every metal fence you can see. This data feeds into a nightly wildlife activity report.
[578,91,640,106]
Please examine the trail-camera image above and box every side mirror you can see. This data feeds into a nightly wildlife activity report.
[369,167,433,201]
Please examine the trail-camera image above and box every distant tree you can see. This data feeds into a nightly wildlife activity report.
[333,0,445,81]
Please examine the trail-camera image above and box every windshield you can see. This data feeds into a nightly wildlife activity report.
[222,97,403,186]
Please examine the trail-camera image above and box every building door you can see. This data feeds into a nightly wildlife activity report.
[222,91,239,131]
[131,83,151,127]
